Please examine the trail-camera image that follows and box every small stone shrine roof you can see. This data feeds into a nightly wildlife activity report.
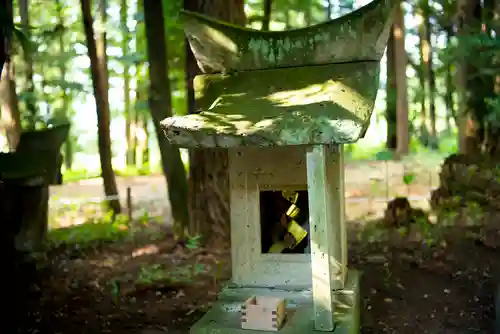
[161,0,394,148]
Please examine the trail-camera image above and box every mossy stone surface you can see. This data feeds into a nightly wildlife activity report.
[162,62,380,148]
[181,0,393,74]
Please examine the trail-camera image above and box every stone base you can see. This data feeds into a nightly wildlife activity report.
[191,270,361,334]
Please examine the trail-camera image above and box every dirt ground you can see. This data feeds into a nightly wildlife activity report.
[23,220,500,334]
[21,160,500,334]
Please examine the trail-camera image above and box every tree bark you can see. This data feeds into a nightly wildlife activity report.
[143,0,189,237]
[56,0,73,170]
[19,0,37,128]
[122,0,134,167]
[386,25,397,150]
[262,0,272,31]
[394,1,409,155]
[141,113,149,168]
[444,27,456,131]
[423,1,437,149]
[184,0,245,242]
[0,61,21,150]
[456,0,484,154]
[0,0,21,151]
[417,8,429,147]
[80,0,121,214]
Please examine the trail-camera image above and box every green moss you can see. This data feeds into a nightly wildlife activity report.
[181,0,393,73]
[161,62,380,148]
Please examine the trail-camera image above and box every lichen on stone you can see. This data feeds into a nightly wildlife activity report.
[181,0,394,74]
[161,62,380,148]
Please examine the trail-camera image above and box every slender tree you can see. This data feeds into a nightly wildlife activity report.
[0,0,21,150]
[394,0,409,155]
[19,0,37,126]
[142,0,189,238]
[80,0,121,214]
[386,24,397,150]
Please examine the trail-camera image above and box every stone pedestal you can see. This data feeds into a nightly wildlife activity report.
[191,270,361,334]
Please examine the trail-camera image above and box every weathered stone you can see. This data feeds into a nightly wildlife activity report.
[190,270,361,334]
[181,0,393,74]
[162,62,380,148]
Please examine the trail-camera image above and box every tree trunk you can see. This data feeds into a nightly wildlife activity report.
[444,27,456,131]
[304,0,312,26]
[143,0,189,237]
[184,0,245,242]
[0,0,21,151]
[262,0,272,31]
[80,0,121,214]
[394,1,409,155]
[417,7,429,147]
[122,0,134,168]
[326,0,332,19]
[56,0,73,170]
[386,25,397,150]
[0,0,8,73]
[0,61,21,150]
[456,0,483,154]
[424,1,437,149]
[19,0,37,128]
[141,114,149,168]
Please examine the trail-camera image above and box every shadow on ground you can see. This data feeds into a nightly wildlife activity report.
[19,217,500,334]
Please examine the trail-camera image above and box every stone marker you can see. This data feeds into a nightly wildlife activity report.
[161,1,394,333]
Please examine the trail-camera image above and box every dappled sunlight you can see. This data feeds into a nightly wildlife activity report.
[131,244,160,258]
[266,80,371,113]
[197,25,239,54]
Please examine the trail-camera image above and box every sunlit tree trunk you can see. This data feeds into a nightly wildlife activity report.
[122,0,134,167]
[80,0,121,214]
[141,114,149,168]
[394,0,409,155]
[423,0,437,149]
[55,0,73,170]
[417,3,429,146]
[0,0,20,151]
[444,27,456,131]
[184,0,245,242]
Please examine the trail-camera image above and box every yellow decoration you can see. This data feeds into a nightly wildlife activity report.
[287,220,308,248]
[286,203,300,218]
[281,190,298,204]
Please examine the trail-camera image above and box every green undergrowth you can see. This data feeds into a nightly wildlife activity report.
[47,215,131,249]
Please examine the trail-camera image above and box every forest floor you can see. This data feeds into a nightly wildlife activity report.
[22,160,500,333]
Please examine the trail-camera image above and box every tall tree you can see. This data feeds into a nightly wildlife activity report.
[56,0,73,170]
[0,0,9,73]
[456,0,482,154]
[184,0,245,241]
[0,0,21,150]
[394,0,409,155]
[417,5,429,146]
[423,0,437,148]
[142,0,189,237]
[121,0,134,167]
[19,0,37,126]
[262,0,272,30]
[80,0,121,214]
[386,24,397,150]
